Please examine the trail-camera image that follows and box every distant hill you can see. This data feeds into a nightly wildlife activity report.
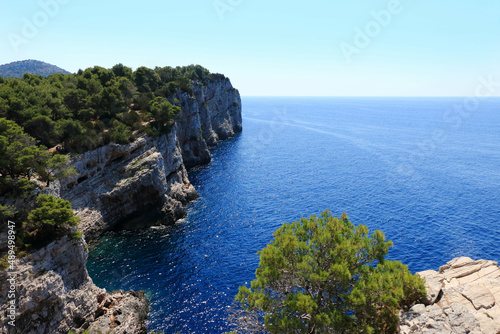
[0,60,71,78]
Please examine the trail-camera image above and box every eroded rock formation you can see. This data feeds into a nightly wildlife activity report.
[60,79,242,240]
[0,236,148,333]
[399,257,500,334]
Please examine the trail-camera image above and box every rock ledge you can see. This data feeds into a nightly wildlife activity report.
[399,257,500,334]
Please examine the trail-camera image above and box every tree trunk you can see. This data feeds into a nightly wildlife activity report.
[308,323,316,334]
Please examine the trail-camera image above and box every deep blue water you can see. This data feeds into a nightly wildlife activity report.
[87,97,500,333]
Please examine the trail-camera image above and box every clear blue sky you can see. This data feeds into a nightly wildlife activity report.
[1,0,500,96]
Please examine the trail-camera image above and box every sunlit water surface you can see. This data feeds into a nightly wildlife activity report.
[88,97,500,333]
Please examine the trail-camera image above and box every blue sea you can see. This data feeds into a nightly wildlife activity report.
[87,97,500,333]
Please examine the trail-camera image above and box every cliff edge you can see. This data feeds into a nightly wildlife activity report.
[60,78,242,240]
[399,257,500,334]
[0,236,149,334]
[0,77,241,333]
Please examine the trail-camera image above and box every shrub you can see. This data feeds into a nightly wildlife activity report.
[70,230,83,240]
[23,195,80,249]
[232,211,425,334]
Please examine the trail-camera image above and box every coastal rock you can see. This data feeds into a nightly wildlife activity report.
[60,79,242,239]
[87,290,149,334]
[399,257,500,334]
[173,78,242,167]
[0,236,148,334]
[60,132,197,240]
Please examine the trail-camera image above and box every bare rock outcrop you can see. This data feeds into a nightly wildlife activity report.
[399,257,500,334]
[87,290,149,334]
[59,132,198,240]
[0,236,148,334]
[173,78,242,167]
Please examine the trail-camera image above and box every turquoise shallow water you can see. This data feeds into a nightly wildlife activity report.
[88,97,500,333]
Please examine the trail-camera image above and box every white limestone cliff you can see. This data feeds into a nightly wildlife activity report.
[59,78,242,239]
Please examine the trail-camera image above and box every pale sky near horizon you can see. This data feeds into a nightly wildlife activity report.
[1,0,500,96]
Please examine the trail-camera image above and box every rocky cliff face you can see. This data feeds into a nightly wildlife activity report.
[60,78,242,240]
[0,236,149,333]
[0,78,241,333]
[174,78,242,168]
[59,132,198,240]
[399,257,500,334]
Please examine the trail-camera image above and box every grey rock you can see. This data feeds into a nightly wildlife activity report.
[419,269,443,305]
[60,80,242,240]
[0,236,104,334]
[173,78,242,167]
[0,236,149,333]
[87,290,149,334]
[409,304,426,314]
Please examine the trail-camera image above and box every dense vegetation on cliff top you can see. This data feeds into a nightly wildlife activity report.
[0,64,226,264]
[0,116,80,265]
[0,63,226,153]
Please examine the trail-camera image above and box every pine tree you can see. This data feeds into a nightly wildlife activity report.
[233,211,425,334]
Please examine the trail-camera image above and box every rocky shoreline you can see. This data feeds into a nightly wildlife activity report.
[0,236,149,334]
[0,77,242,333]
